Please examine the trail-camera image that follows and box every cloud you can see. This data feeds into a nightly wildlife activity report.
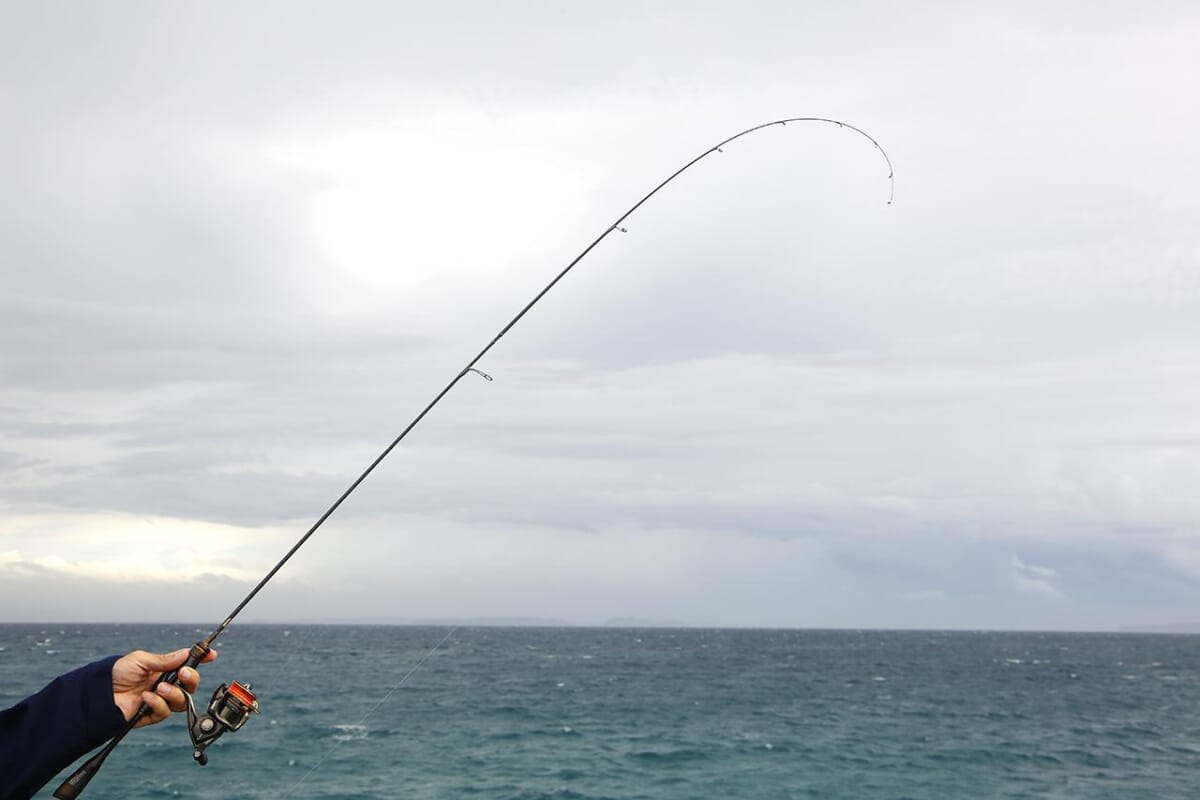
[0,513,285,588]
[1011,556,1059,595]
[3,2,1200,628]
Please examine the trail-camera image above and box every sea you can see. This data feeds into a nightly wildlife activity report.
[3,624,1200,799]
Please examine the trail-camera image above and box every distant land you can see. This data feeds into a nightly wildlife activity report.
[1121,622,1200,634]
[13,616,1200,632]
[602,617,690,628]
[239,616,574,627]
[239,616,692,628]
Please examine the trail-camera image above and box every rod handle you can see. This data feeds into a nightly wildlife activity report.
[157,642,211,688]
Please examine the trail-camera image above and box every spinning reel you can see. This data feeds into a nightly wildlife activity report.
[184,679,261,765]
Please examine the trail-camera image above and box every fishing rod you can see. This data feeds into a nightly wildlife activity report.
[54,116,892,798]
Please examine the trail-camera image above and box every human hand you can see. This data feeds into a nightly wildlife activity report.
[111,648,219,728]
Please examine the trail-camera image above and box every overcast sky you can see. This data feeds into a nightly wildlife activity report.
[2,2,1199,630]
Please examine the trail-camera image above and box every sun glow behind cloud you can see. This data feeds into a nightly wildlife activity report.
[271,115,595,309]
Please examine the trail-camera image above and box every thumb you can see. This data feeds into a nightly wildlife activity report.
[140,648,191,672]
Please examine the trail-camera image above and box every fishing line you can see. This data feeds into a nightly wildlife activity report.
[55,117,892,798]
[284,626,459,795]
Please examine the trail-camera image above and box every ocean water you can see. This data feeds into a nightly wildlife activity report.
[3,625,1200,799]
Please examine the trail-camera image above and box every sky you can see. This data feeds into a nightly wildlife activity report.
[2,2,1199,630]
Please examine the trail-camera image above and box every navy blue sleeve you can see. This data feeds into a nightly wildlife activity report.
[0,656,127,800]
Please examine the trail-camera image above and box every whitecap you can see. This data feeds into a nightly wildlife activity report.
[331,724,368,741]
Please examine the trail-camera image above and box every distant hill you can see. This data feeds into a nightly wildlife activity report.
[1122,622,1200,634]
[603,617,690,628]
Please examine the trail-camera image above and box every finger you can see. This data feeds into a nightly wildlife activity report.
[137,691,172,727]
[177,666,201,694]
[143,646,217,683]
[156,646,218,672]
[138,648,192,674]
[156,681,189,713]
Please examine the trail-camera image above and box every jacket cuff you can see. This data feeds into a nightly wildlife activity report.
[81,655,127,747]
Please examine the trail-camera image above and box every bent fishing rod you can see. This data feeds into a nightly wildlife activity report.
[55,116,893,798]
